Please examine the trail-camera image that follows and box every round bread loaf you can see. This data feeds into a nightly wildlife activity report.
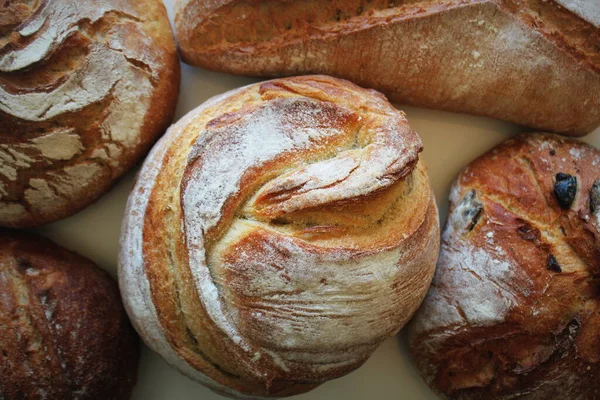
[0,0,180,227]
[119,75,440,398]
[409,133,600,399]
[0,230,139,399]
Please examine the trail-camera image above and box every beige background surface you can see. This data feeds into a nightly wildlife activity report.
[31,1,600,399]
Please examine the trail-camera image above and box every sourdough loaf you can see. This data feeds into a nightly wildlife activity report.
[0,0,180,227]
[119,75,440,398]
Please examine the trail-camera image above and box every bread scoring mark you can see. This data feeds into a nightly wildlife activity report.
[413,197,524,334]
[185,0,452,49]
[211,221,423,370]
[181,97,359,360]
[186,0,600,74]
[1,43,122,121]
[30,128,83,160]
[98,61,152,148]
[0,145,34,181]
[22,163,104,213]
[119,87,256,399]
[0,0,138,72]
[250,125,420,218]
[0,128,82,183]
[0,127,89,211]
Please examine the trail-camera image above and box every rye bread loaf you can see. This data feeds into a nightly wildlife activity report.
[0,230,140,399]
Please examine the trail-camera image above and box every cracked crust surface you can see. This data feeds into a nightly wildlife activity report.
[118,75,440,398]
[175,0,600,135]
[0,230,140,399]
[409,133,600,399]
[0,0,180,227]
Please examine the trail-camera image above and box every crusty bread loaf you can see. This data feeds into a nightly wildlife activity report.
[0,230,139,399]
[175,0,600,136]
[119,75,440,398]
[0,0,180,228]
[409,133,600,399]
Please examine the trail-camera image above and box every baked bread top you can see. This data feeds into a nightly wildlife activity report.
[119,75,440,398]
[0,230,139,399]
[0,0,180,227]
[410,133,600,399]
[176,0,600,68]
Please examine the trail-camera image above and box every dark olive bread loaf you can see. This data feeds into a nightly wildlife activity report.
[410,133,600,399]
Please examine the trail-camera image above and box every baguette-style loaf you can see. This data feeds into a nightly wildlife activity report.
[119,75,440,398]
[0,230,139,399]
[175,0,600,136]
[409,133,600,399]
[0,0,180,228]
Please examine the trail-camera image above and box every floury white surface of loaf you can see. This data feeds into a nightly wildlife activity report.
[554,0,600,26]
[30,1,600,399]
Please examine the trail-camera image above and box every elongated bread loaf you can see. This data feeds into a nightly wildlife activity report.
[119,75,440,398]
[175,0,600,136]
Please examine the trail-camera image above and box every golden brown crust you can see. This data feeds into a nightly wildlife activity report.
[119,75,440,398]
[175,0,600,135]
[0,0,180,228]
[409,133,600,399]
[0,230,139,400]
